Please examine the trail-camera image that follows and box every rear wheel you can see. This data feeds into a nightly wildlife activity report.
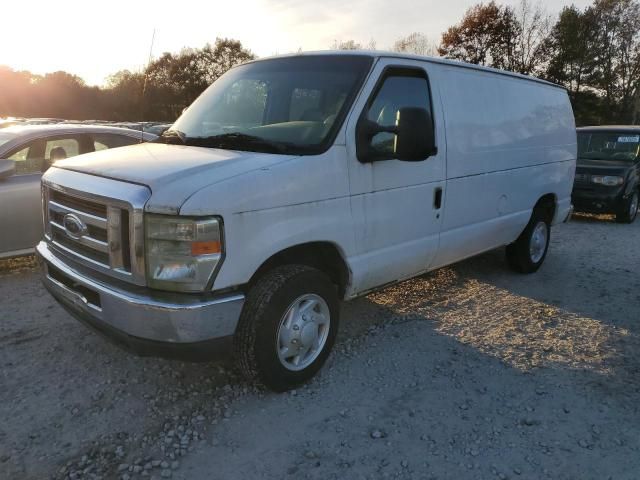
[615,191,638,224]
[506,209,551,274]
[234,265,339,392]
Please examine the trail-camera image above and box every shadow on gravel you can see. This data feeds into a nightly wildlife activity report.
[387,218,640,405]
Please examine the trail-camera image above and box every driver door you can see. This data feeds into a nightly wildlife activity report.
[344,58,446,294]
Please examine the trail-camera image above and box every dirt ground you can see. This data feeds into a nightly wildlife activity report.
[1,214,639,480]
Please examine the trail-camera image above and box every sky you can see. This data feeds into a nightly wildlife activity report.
[1,0,594,86]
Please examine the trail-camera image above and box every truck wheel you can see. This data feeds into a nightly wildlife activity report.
[506,209,550,274]
[615,191,638,224]
[234,264,339,392]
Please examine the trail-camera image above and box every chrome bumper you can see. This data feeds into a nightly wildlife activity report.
[37,241,245,353]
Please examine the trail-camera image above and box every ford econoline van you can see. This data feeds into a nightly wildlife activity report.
[37,52,576,391]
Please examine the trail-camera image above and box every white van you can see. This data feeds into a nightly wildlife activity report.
[37,52,576,391]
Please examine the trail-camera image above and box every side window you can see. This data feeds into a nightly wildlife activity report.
[93,134,139,151]
[8,146,29,162]
[44,137,80,163]
[289,88,323,121]
[8,143,41,175]
[365,71,432,157]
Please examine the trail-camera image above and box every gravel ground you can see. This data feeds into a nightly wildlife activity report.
[1,214,639,480]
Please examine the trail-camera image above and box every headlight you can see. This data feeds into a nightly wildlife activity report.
[592,175,624,186]
[145,215,223,292]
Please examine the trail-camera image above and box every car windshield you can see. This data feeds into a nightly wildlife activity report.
[578,132,640,162]
[164,55,373,155]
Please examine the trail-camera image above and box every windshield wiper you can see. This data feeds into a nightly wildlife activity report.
[185,133,292,154]
[156,129,187,145]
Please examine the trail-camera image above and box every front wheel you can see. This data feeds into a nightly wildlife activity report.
[234,265,339,392]
[615,191,638,224]
[506,209,551,274]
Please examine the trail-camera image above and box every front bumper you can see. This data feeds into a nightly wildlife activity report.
[572,187,625,214]
[37,241,245,360]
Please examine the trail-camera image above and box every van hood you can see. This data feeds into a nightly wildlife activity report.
[55,143,295,214]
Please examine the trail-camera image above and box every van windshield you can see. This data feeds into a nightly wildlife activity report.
[578,132,640,162]
[163,55,373,155]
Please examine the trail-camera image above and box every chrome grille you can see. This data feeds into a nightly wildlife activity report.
[42,169,151,286]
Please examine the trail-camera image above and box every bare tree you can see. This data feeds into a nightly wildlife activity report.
[392,32,438,56]
[331,39,377,50]
[331,39,362,50]
[512,0,553,74]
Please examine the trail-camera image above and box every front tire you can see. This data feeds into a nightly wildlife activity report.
[234,265,339,392]
[615,191,638,224]
[506,209,551,274]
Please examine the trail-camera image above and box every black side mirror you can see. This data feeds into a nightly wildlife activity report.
[395,107,437,161]
[0,159,15,180]
[356,107,437,163]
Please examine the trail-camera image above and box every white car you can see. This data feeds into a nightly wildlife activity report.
[0,125,156,258]
[37,52,576,391]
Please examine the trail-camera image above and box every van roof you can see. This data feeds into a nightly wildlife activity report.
[246,50,564,90]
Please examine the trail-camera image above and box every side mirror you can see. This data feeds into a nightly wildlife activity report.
[0,159,15,180]
[356,107,437,163]
[395,107,437,161]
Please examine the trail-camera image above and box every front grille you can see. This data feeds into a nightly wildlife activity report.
[52,229,110,265]
[574,173,590,184]
[44,186,142,283]
[50,190,107,217]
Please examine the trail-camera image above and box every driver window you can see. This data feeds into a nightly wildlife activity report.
[365,72,432,157]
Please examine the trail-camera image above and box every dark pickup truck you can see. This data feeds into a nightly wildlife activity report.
[573,126,640,223]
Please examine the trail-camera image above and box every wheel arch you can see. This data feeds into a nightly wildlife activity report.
[247,241,351,299]
[534,193,557,224]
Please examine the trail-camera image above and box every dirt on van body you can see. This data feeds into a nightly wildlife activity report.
[1,214,639,480]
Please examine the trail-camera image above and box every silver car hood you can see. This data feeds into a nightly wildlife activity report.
[55,143,295,214]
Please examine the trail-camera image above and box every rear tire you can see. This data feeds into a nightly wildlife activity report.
[615,191,638,224]
[234,264,339,392]
[506,208,551,274]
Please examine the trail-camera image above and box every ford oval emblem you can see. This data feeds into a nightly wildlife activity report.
[62,213,88,239]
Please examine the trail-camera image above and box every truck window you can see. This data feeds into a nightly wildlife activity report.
[8,144,40,175]
[44,137,80,161]
[289,88,323,121]
[365,70,433,157]
[209,79,268,128]
[169,55,373,155]
[93,133,139,151]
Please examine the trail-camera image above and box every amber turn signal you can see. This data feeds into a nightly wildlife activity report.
[191,241,221,255]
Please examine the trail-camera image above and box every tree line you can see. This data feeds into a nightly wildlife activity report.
[437,0,640,125]
[0,38,254,122]
[1,0,639,126]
